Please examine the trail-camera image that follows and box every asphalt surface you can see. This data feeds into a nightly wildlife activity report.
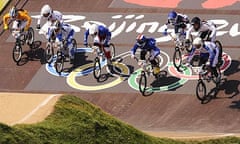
[0,0,239,135]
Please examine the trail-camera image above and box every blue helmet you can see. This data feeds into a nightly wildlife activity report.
[168,11,177,24]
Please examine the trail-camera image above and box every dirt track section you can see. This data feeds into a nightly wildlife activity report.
[0,92,60,125]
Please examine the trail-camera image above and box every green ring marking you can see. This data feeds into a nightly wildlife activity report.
[128,62,191,92]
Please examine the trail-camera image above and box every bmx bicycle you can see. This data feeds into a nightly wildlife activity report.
[134,55,167,96]
[89,43,116,80]
[11,27,34,63]
[195,63,222,102]
[44,26,60,64]
[54,39,77,74]
[173,37,223,72]
[168,32,192,71]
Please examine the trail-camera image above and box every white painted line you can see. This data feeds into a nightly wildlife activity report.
[12,94,60,125]
[169,133,235,139]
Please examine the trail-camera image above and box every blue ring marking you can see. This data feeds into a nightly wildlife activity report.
[46,48,106,77]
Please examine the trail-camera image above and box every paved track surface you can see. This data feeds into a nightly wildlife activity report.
[0,0,240,137]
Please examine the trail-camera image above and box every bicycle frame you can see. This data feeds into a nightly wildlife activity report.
[198,65,212,82]
[198,64,221,84]
[11,29,26,44]
[134,56,157,77]
[169,32,189,50]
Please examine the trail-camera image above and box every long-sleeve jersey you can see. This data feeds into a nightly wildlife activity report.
[186,20,216,40]
[47,23,74,42]
[130,38,160,56]
[60,23,74,40]
[37,10,63,26]
[165,13,189,34]
[188,41,219,67]
[3,9,31,29]
[84,25,111,44]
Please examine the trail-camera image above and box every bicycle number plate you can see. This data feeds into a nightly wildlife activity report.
[192,66,201,74]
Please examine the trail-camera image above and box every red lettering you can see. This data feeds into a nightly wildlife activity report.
[202,0,240,8]
[124,0,181,8]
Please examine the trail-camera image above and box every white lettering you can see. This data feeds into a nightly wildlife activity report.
[136,22,159,33]
[31,14,240,43]
[229,23,240,37]
[211,19,229,36]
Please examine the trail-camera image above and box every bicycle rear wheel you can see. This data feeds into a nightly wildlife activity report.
[173,47,182,71]
[109,43,115,59]
[215,40,223,66]
[71,39,77,51]
[185,42,192,52]
[55,51,64,74]
[93,57,101,80]
[196,80,207,101]
[27,27,34,47]
[139,71,147,95]
[213,66,222,88]
[45,43,54,64]
[12,43,22,63]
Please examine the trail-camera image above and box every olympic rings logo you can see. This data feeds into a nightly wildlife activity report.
[45,48,232,92]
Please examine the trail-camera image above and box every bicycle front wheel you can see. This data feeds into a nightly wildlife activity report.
[55,51,64,74]
[71,39,77,52]
[27,27,34,47]
[45,43,54,64]
[93,57,101,80]
[173,47,182,71]
[196,80,207,101]
[109,43,116,59]
[185,44,192,53]
[12,43,22,63]
[139,71,147,95]
[215,40,223,66]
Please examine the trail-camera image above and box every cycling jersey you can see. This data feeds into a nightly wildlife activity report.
[188,41,219,67]
[3,9,31,30]
[166,13,189,34]
[131,38,160,58]
[84,25,111,45]
[186,20,217,41]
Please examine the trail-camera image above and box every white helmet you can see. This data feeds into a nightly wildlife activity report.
[193,37,202,46]
[41,4,52,18]
[89,24,98,35]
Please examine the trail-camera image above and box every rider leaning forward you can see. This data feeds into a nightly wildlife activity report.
[3,7,31,32]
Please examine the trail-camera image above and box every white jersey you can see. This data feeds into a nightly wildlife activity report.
[37,10,63,25]
[186,20,216,40]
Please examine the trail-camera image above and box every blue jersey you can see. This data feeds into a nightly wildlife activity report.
[84,25,111,43]
[131,38,160,55]
[166,13,189,33]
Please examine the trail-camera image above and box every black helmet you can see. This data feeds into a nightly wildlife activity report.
[191,17,201,31]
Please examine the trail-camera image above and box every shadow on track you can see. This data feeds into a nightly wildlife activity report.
[17,41,45,66]
[224,60,240,76]
[61,52,93,73]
